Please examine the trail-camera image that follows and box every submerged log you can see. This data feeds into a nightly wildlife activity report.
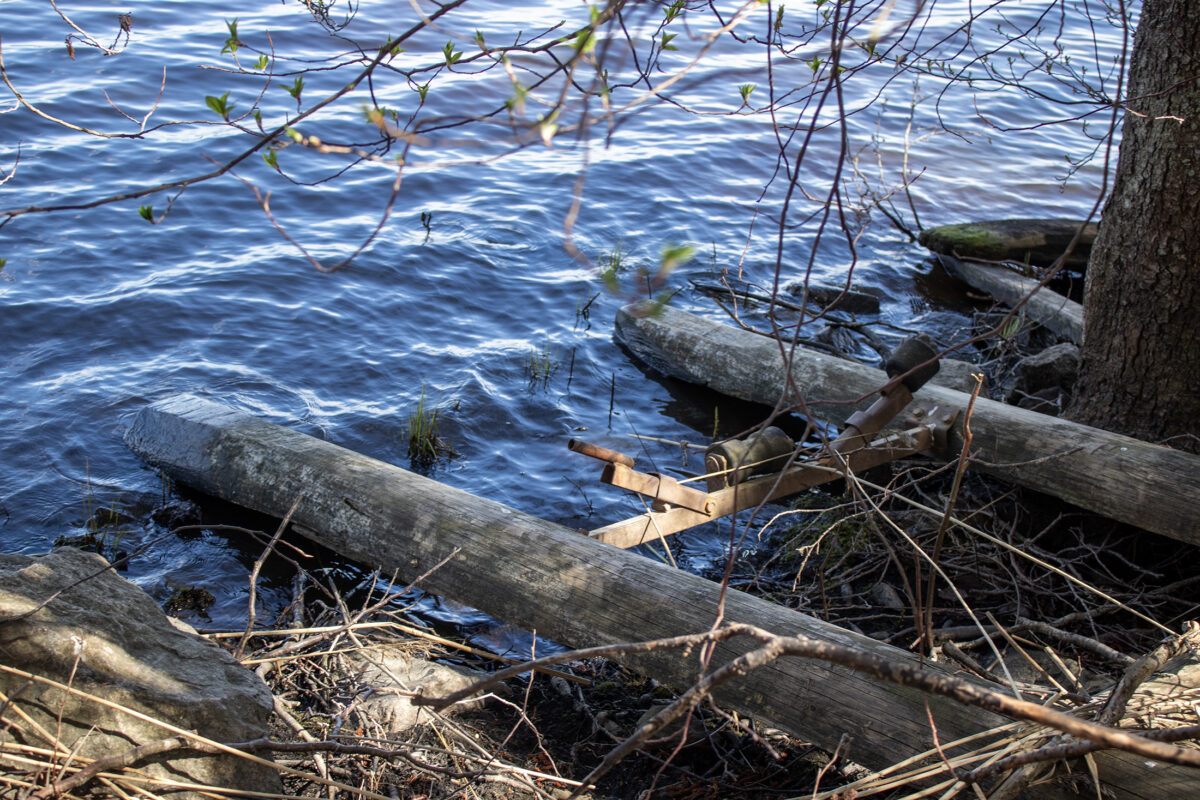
[919,219,1097,269]
[614,304,1200,547]
[938,255,1083,344]
[125,396,1196,798]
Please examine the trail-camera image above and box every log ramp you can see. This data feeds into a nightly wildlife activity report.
[126,395,1194,798]
[615,304,1200,547]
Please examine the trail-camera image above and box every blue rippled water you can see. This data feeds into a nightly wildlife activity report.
[0,0,1124,634]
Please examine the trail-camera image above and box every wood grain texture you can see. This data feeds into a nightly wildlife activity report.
[614,303,1200,546]
[123,394,1199,797]
[125,395,994,767]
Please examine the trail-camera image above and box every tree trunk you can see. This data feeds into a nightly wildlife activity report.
[1070,0,1200,452]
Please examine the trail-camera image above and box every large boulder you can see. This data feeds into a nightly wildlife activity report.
[0,547,279,798]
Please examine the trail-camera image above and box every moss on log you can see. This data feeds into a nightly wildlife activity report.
[919,219,1097,269]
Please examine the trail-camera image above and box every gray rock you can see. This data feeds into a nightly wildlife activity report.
[345,647,495,734]
[869,581,905,610]
[0,548,279,798]
[1015,343,1080,395]
[919,219,1096,269]
[928,358,988,395]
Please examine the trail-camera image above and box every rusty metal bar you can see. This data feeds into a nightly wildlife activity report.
[567,438,636,468]
[829,383,914,456]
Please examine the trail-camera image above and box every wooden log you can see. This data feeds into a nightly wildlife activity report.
[124,396,1197,798]
[614,304,1200,546]
[919,219,1097,269]
[125,396,995,766]
[939,255,1083,344]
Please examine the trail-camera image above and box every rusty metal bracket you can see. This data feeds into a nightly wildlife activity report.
[570,335,955,549]
[901,401,959,455]
[581,422,939,549]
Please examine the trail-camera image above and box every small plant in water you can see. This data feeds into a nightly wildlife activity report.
[56,468,135,565]
[525,337,558,388]
[407,386,455,469]
[575,290,599,330]
[598,242,627,291]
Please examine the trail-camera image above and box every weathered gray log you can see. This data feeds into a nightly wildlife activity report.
[124,396,1196,798]
[615,304,1200,546]
[125,397,987,768]
[919,219,1097,269]
[939,255,1084,343]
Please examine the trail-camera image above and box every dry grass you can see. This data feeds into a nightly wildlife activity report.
[4,454,1199,799]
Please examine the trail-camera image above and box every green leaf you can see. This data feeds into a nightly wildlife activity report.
[999,316,1023,340]
[659,242,696,274]
[574,29,596,54]
[138,205,154,222]
[253,109,263,130]
[738,83,756,104]
[253,54,269,70]
[0,257,7,271]
[806,55,823,72]
[379,36,405,59]
[573,4,600,55]
[538,110,559,146]
[221,18,241,55]
[205,91,233,120]
[283,76,304,105]
[660,32,677,51]
[774,5,785,32]
[664,0,685,22]
[417,82,430,102]
[262,149,278,170]
[442,40,462,66]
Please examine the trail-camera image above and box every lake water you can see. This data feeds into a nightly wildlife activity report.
[0,0,1126,640]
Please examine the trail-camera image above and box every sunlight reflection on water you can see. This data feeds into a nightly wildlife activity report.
[0,0,1124,629]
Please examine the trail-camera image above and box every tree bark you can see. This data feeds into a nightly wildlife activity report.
[1071,0,1200,452]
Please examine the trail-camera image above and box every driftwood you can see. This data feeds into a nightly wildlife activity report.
[614,304,1200,546]
[938,255,1083,343]
[123,396,1197,797]
[919,219,1097,269]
